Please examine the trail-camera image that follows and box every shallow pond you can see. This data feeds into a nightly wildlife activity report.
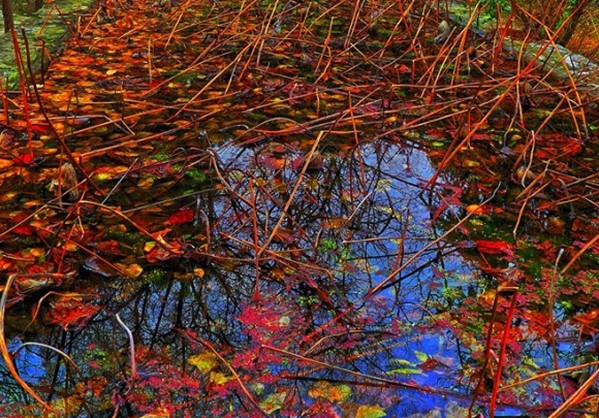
[0,0,598,417]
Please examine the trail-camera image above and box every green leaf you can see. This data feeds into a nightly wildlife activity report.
[386,367,423,375]
[414,351,429,363]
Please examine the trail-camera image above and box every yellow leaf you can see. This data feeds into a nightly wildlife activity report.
[93,166,129,181]
[209,371,233,385]
[106,69,118,75]
[62,241,79,252]
[116,263,143,279]
[137,177,155,189]
[466,204,484,215]
[415,351,429,363]
[188,352,218,375]
[356,405,386,418]
[0,191,17,202]
[139,407,171,418]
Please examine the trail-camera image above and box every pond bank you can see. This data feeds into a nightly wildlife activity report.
[446,2,599,87]
[0,0,95,89]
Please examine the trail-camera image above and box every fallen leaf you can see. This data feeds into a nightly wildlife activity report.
[167,208,195,225]
[356,405,386,418]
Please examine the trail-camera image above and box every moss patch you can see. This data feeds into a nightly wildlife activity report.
[0,0,96,88]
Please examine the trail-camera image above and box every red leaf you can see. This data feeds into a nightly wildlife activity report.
[395,64,411,74]
[31,123,51,134]
[13,152,35,165]
[95,240,127,255]
[167,208,195,225]
[419,357,443,372]
[46,299,100,330]
[258,153,286,170]
[13,225,35,235]
[148,78,165,89]
[146,245,177,263]
[474,240,513,255]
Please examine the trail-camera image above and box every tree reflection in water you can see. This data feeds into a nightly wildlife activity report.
[0,137,521,416]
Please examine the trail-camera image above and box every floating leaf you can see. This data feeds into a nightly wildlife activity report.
[474,240,513,256]
[386,367,423,376]
[46,299,100,330]
[145,244,179,263]
[30,123,52,134]
[465,204,487,215]
[0,159,13,169]
[12,225,35,236]
[463,159,479,167]
[356,405,386,418]
[209,371,233,385]
[259,392,287,415]
[14,275,63,295]
[414,351,429,363]
[137,177,154,188]
[93,166,129,181]
[188,352,218,375]
[167,208,195,225]
[13,152,35,165]
[114,263,143,279]
[386,358,423,375]
[83,257,119,277]
[139,407,171,418]
[308,381,351,403]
